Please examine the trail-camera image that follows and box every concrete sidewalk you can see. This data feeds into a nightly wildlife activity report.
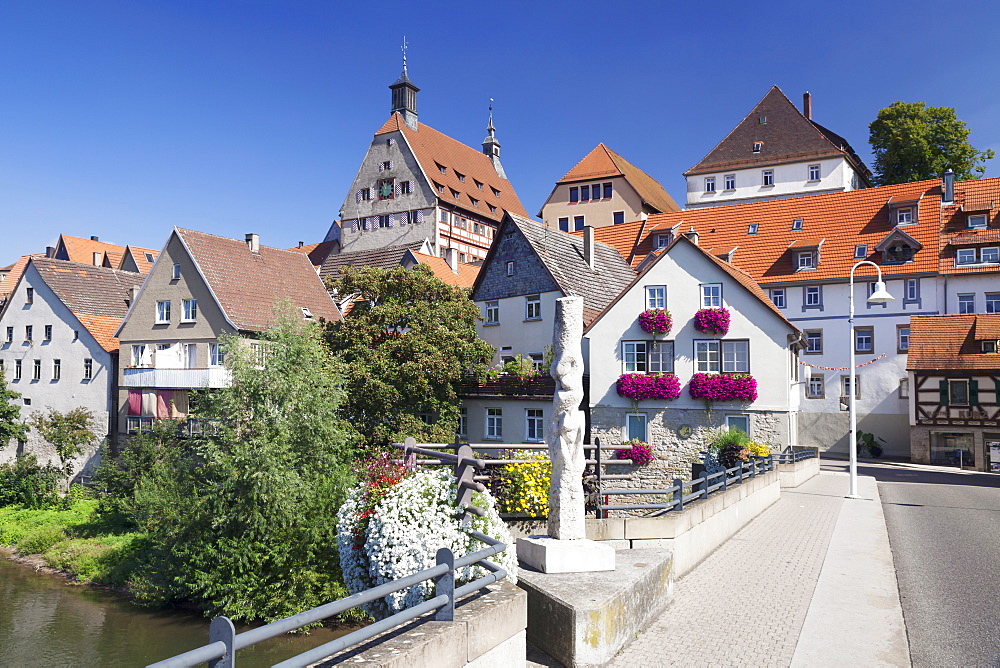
[530,471,910,667]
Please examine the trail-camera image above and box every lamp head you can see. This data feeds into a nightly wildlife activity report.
[868,281,894,304]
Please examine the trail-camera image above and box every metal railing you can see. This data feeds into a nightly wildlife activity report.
[147,437,508,668]
[598,456,775,514]
[771,448,818,464]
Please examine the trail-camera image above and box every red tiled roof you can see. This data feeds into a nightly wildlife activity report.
[907,314,1000,370]
[408,251,480,289]
[125,246,160,274]
[176,228,342,331]
[0,254,45,296]
[939,178,1000,275]
[375,113,527,222]
[589,179,943,283]
[286,240,337,269]
[57,235,128,265]
[556,144,680,213]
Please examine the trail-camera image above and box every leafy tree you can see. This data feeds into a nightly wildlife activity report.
[0,454,60,508]
[0,367,29,448]
[29,407,97,482]
[129,310,358,622]
[869,101,995,185]
[323,265,495,447]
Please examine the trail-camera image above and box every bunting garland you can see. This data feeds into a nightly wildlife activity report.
[798,353,887,371]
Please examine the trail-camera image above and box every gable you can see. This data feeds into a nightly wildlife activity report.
[472,222,562,302]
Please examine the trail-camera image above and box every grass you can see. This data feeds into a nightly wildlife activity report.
[0,500,147,587]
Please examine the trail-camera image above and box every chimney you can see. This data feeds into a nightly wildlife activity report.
[246,233,260,253]
[684,226,700,245]
[297,241,304,248]
[126,286,139,306]
[93,252,102,266]
[583,225,595,270]
[803,92,812,120]
[90,235,99,241]
[45,246,55,258]
[444,247,459,273]
[943,168,955,205]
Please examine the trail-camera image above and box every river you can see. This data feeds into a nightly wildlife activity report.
[0,557,361,667]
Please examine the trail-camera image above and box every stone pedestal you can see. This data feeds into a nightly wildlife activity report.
[516,535,615,574]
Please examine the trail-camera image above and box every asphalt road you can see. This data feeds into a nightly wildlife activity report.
[822,459,1000,667]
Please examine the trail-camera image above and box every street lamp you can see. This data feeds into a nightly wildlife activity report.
[847,260,893,498]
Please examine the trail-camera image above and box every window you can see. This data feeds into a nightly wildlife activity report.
[485,408,503,439]
[529,353,544,371]
[886,243,916,264]
[854,326,874,353]
[558,217,569,232]
[807,375,825,398]
[654,234,670,250]
[360,188,372,201]
[574,216,585,232]
[437,163,447,175]
[379,214,392,228]
[52,359,60,381]
[753,142,762,153]
[182,299,197,322]
[131,344,147,367]
[968,213,988,229]
[896,208,913,225]
[958,294,975,314]
[14,360,21,380]
[25,288,34,303]
[762,170,774,186]
[986,293,1000,313]
[626,414,647,442]
[956,248,976,265]
[172,263,181,279]
[899,378,909,399]
[479,301,498,326]
[949,380,969,406]
[506,261,515,276]
[210,343,225,366]
[724,174,736,190]
[649,341,674,373]
[613,211,625,226]
[726,415,750,434]
[32,359,41,381]
[700,283,722,308]
[624,340,674,374]
[792,218,804,231]
[400,180,413,194]
[25,326,32,341]
[581,185,590,202]
[705,177,716,193]
[722,340,749,372]
[769,288,786,308]
[525,295,541,320]
[623,341,647,373]
[854,244,868,258]
[905,278,920,303]
[455,172,465,183]
[645,286,666,309]
[156,300,171,324]
[526,409,544,442]
[808,164,821,181]
[695,340,721,372]
[982,247,1000,264]
[897,326,909,353]
[604,183,613,199]
[983,340,998,353]
[83,358,93,380]
[748,223,758,235]
[797,251,815,270]
[44,325,52,341]
[569,187,579,203]
[804,286,821,307]
[842,375,861,400]
[5,327,12,343]
[805,330,823,354]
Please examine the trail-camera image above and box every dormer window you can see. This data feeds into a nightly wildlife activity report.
[491,187,502,198]
[753,142,762,153]
[792,218,804,231]
[654,234,671,250]
[704,177,716,193]
[877,227,922,266]
[854,244,868,258]
[956,248,976,265]
[797,251,816,270]
[983,340,998,354]
[436,163,447,175]
[886,244,916,264]
[896,207,913,225]
[455,172,466,182]
[475,179,484,190]
[968,213,988,229]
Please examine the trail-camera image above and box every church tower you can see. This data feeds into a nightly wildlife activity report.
[389,44,419,130]
[482,105,506,179]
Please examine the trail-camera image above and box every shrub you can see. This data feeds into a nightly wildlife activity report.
[747,442,771,458]
[337,468,517,620]
[638,309,672,335]
[693,308,731,336]
[616,373,681,401]
[0,455,60,508]
[496,453,550,516]
[709,427,751,469]
[616,439,655,465]
[689,373,758,402]
[17,524,66,554]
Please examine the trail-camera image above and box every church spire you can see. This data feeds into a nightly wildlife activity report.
[389,37,419,130]
[482,98,506,179]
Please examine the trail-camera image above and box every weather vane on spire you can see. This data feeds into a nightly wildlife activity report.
[401,36,408,72]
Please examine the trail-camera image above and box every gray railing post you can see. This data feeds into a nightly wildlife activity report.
[595,437,604,519]
[208,616,236,668]
[722,468,728,491]
[673,478,684,512]
[435,548,455,622]
[455,443,474,512]
[700,474,709,500]
[403,436,417,469]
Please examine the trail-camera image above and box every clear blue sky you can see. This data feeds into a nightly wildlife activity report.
[3,0,998,265]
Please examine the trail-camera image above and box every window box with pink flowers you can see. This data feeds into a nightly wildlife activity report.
[688,372,757,402]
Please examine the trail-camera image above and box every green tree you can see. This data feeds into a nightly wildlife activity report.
[869,101,995,185]
[29,407,97,482]
[130,310,358,622]
[323,265,495,447]
[0,367,29,448]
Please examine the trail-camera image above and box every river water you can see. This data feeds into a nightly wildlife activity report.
[0,557,360,667]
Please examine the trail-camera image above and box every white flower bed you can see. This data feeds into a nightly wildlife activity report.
[337,468,518,619]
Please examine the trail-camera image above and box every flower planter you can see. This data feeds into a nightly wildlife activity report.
[693,308,731,336]
[616,373,681,401]
[689,373,757,402]
[638,309,672,335]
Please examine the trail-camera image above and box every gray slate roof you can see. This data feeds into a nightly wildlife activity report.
[31,257,144,319]
[320,241,429,279]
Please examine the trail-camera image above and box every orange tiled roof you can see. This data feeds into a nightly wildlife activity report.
[76,313,127,353]
[56,235,128,265]
[556,144,681,213]
[375,113,528,222]
[408,251,480,289]
[589,179,943,283]
[907,314,1000,370]
[939,178,1000,275]
[286,240,337,269]
[0,254,45,296]
[125,246,160,274]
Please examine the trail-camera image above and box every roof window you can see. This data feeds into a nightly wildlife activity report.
[436,163,447,175]
[488,204,497,214]
[450,188,460,200]
[455,172,466,183]
[792,218,804,231]
[747,223,758,235]
[475,179,484,190]
[491,187,502,198]
[753,142,763,153]
[301,307,313,319]
[854,244,868,258]
[758,115,767,124]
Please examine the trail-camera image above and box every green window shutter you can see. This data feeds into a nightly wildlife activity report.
[939,379,949,405]
[970,379,979,405]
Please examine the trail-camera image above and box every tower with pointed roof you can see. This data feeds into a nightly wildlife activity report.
[538,143,680,232]
[326,60,527,261]
[683,86,871,209]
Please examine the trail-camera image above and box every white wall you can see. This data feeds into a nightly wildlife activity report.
[686,157,858,208]
[476,290,561,366]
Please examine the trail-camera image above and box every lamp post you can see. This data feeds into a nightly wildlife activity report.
[847,260,894,498]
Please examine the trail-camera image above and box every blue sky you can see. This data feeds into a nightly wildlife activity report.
[3,0,999,265]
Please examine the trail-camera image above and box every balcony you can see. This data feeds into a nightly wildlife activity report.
[122,367,232,389]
